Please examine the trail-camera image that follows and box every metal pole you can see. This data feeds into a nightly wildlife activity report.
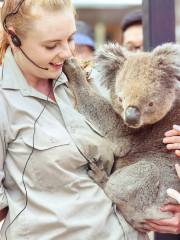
[142,0,175,51]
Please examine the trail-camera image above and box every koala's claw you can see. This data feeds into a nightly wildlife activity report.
[92,159,104,170]
[88,160,108,186]
[89,160,104,172]
[63,58,81,76]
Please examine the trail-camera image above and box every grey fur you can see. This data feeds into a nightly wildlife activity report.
[94,42,127,89]
[63,43,180,230]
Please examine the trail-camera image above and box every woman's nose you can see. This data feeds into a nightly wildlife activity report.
[59,43,74,59]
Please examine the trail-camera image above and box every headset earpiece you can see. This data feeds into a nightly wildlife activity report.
[8,30,22,47]
[11,34,21,47]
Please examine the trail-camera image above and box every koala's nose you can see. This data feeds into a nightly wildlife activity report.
[125,106,140,126]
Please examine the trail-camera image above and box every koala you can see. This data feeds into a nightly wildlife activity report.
[63,43,180,231]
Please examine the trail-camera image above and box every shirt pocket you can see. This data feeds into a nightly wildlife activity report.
[22,126,70,150]
[21,127,72,191]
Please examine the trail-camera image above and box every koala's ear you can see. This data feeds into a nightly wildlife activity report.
[94,42,127,89]
[152,43,180,81]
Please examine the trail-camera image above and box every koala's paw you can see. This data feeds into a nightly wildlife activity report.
[63,58,87,85]
[88,160,108,187]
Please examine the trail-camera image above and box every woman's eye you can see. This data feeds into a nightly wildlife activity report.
[45,45,56,50]
[68,38,74,43]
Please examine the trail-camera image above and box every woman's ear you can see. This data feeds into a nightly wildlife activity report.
[6,27,17,50]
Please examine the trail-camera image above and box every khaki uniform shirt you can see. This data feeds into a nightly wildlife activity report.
[0,48,145,240]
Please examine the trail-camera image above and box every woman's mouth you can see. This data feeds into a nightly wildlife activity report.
[50,62,63,71]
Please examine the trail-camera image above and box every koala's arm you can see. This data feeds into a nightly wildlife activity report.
[63,58,125,139]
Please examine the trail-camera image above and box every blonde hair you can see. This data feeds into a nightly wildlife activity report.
[0,0,75,63]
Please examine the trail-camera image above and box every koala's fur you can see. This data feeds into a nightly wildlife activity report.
[63,43,180,230]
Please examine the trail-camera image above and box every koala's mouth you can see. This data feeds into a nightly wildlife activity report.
[125,122,142,129]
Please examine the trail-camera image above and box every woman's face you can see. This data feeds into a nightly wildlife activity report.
[13,7,76,82]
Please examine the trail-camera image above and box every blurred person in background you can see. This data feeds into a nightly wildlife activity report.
[74,20,95,61]
[121,10,143,52]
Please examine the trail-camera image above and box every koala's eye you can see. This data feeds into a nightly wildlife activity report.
[149,102,154,107]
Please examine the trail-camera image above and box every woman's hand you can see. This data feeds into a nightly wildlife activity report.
[163,125,180,207]
[145,205,180,234]
[163,124,180,157]
[143,128,180,234]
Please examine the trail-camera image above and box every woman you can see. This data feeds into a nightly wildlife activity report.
[0,1,179,239]
[0,0,147,239]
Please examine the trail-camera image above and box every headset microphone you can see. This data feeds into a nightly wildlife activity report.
[8,30,48,71]
[19,47,48,70]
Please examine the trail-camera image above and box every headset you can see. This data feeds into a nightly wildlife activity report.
[3,0,48,70]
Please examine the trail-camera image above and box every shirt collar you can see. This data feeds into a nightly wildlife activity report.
[1,47,68,97]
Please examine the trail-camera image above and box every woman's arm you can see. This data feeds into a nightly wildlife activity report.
[144,126,180,234]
